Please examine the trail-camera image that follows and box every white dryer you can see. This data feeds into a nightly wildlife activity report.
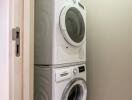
[35,0,86,65]
[34,64,87,100]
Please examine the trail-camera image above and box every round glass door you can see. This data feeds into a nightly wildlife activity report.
[67,84,83,100]
[60,6,85,47]
[62,78,87,100]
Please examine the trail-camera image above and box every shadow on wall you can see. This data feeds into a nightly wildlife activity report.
[85,0,132,100]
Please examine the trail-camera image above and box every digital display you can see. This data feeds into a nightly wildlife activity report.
[78,66,85,73]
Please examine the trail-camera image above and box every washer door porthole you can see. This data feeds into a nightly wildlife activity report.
[62,78,87,100]
[68,84,83,100]
[60,6,86,47]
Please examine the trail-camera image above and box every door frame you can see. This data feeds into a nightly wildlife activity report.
[9,0,34,100]
[23,0,34,100]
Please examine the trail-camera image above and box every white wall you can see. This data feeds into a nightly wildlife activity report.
[0,0,10,100]
[86,0,132,100]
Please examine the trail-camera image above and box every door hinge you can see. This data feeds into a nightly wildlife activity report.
[12,27,20,57]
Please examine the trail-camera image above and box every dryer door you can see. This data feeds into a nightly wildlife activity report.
[60,6,86,47]
[62,78,87,100]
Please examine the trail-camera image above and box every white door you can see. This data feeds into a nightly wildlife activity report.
[10,0,24,100]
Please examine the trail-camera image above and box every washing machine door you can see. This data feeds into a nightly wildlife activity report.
[60,5,86,47]
[62,78,87,100]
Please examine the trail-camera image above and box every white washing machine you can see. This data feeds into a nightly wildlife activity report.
[35,0,86,65]
[34,64,87,100]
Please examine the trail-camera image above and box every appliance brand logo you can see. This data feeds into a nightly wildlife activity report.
[60,72,69,77]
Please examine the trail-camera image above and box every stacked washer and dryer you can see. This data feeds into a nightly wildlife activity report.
[34,0,87,99]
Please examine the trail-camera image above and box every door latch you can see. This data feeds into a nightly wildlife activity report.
[12,27,20,57]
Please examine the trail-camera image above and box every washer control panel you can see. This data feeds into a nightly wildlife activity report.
[56,69,72,82]
[55,65,86,82]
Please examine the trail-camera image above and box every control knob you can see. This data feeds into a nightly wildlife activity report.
[73,68,78,75]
